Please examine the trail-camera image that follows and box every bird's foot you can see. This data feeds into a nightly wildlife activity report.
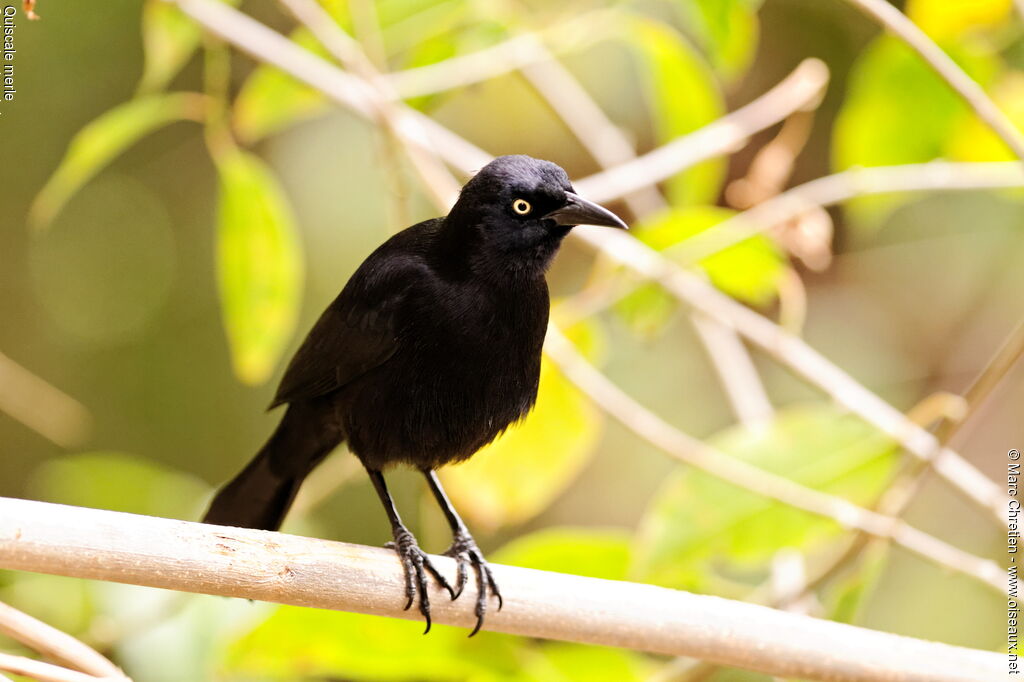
[443,529,503,637]
[385,526,455,634]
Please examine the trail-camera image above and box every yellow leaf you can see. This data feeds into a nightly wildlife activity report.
[214,149,304,385]
[907,0,1012,41]
[440,361,602,530]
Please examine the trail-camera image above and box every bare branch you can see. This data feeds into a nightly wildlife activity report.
[688,313,774,425]
[843,0,1024,161]
[0,652,109,682]
[0,498,1004,682]
[0,350,91,449]
[669,161,1024,264]
[573,59,830,203]
[0,602,127,680]
[384,13,615,99]
[543,325,1005,594]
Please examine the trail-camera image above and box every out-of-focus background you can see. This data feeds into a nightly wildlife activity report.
[0,0,1020,679]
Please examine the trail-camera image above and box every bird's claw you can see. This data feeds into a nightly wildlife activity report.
[386,527,454,633]
[443,529,502,637]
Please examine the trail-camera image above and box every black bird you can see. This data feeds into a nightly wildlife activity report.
[203,155,627,635]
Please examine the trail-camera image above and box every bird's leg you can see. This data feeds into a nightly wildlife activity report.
[422,469,503,636]
[367,468,453,634]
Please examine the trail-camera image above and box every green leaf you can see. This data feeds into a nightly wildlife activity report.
[137,0,202,93]
[832,36,998,226]
[227,606,524,681]
[492,527,633,580]
[521,642,657,682]
[214,149,304,385]
[633,404,897,593]
[623,15,725,205]
[232,30,332,143]
[29,93,205,230]
[640,206,787,305]
[28,452,210,520]
[440,360,603,530]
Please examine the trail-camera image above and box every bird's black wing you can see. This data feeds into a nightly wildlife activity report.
[269,222,438,408]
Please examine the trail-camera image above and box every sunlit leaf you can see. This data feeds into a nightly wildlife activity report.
[28,452,210,520]
[521,642,657,682]
[493,527,632,580]
[906,0,1012,41]
[639,206,786,305]
[440,360,603,530]
[623,15,725,205]
[227,605,524,680]
[137,0,202,93]
[29,93,205,230]
[633,404,897,593]
[214,149,304,385]
[832,36,998,226]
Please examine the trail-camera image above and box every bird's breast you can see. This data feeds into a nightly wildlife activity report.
[344,279,549,469]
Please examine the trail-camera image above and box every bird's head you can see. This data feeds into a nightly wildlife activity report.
[445,155,627,278]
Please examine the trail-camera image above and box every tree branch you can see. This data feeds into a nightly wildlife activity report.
[0,602,127,681]
[668,161,1024,264]
[0,498,1003,682]
[573,58,829,203]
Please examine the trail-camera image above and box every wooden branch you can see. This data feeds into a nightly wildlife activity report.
[0,498,1003,682]
[0,602,127,680]
[668,161,1024,264]
[0,653,109,682]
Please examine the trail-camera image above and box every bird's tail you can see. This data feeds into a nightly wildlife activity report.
[202,403,341,532]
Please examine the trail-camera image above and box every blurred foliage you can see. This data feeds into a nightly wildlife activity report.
[1,0,1019,679]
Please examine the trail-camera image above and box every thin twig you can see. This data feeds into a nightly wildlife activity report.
[688,313,774,425]
[0,652,108,682]
[573,59,830,203]
[0,498,1004,682]
[843,0,1024,161]
[0,602,127,680]
[383,13,616,99]
[543,325,1005,594]
[668,161,1024,265]
[0,350,91,448]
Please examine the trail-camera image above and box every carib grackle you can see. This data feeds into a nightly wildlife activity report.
[203,155,627,635]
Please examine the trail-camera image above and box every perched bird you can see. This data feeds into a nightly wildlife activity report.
[203,155,627,635]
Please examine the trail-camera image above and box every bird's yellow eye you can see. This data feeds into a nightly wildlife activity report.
[512,198,532,215]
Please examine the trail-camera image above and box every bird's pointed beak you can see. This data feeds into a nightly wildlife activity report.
[544,192,628,230]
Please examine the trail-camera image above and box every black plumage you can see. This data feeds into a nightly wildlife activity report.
[203,155,627,634]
